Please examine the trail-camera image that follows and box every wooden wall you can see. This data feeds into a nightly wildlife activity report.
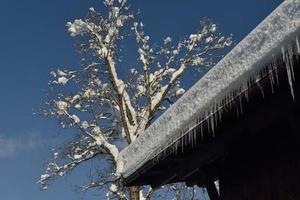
[219,114,300,200]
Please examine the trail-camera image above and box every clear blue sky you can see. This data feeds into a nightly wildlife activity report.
[0,0,282,199]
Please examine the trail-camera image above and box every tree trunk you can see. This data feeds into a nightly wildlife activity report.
[205,181,221,200]
[129,186,140,200]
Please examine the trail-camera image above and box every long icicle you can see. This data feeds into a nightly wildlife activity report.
[296,36,300,55]
[282,46,295,101]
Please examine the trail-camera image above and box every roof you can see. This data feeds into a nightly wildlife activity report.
[117,0,300,180]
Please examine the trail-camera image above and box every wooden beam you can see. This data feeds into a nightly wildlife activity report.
[204,180,221,200]
[124,59,300,187]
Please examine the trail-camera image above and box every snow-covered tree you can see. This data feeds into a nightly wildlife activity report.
[38,0,231,199]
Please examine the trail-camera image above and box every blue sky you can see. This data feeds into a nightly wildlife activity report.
[0,0,282,199]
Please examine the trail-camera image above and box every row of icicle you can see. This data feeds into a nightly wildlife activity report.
[153,35,300,163]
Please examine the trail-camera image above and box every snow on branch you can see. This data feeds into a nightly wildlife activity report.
[66,1,141,143]
[148,21,232,116]
[39,0,231,199]
[38,138,99,190]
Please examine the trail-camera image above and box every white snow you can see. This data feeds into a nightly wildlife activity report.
[173,49,179,55]
[74,104,81,109]
[71,94,80,103]
[189,34,203,42]
[83,89,96,98]
[210,24,217,33]
[205,36,213,43]
[192,57,204,66]
[40,174,50,181]
[164,37,172,45]
[55,101,68,111]
[82,121,89,129]
[116,18,123,27]
[110,184,118,192]
[118,0,300,178]
[58,76,69,85]
[50,71,57,77]
[71,114,80,123]
[139,190,146,200]
[57,69,67,76]
[74,154,82,159]
[144,35,150,41]
[175,88,185,96]
[92,126,101,135]
[53,152,58,159]
[67,19,87,37]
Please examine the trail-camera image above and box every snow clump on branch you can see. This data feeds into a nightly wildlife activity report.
[38,0,232,199]
[67,19,87,37]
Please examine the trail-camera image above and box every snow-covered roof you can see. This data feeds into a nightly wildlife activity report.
[118,0,300,179]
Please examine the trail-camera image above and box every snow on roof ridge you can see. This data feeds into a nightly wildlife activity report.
[118,0,300,178]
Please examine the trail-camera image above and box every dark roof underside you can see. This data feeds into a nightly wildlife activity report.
[123,54,300,188]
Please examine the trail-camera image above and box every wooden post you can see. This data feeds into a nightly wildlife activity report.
[205,180,221,200]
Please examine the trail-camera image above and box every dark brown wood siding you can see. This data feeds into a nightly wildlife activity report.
[220,115,300,200]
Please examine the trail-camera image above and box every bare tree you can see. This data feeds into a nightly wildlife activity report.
[37,0,231,199]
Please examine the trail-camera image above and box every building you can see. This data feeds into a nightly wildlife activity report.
[117,1,300,199]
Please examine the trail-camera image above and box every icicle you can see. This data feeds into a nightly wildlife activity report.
[244,86,249,102]
[283,46,295,101]
[210,113,215,138]
[194,124,197,145]
[181,134,184,153]
[236,107,240,119]
[269,74,275,94]
[193,128,196,147]
[163,146,167,157]
[187,126,190,146]
[218,108,222,123]
[227,93,231,107]
[200,123,204,140]
[170,141,174,155]
[193,127,197,145]
[215,104,219,126]
[228,93,232,109]
[236,92,241,118]
[256,81,265,98]
[191,127,194,145]
[239,95,243,114]
[282,47,286,63]
[206,116,210,135]
[189,129,192,148]
[271,55,280,85]
[182,133,185,149]
[185,131,188,147]
[225,95,228,108]
[214,109,218,127]
[268,65,275,94]
[296,36,300,55]
[288,45,295,81]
